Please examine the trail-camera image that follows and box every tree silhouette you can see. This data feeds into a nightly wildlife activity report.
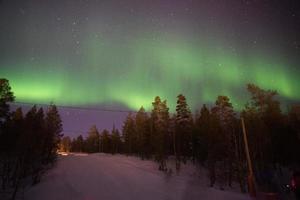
[0,78,14,126]
[151,96,169,171]
[174,94,193,171]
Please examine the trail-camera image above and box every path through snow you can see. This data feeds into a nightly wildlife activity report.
[25,153,251,200]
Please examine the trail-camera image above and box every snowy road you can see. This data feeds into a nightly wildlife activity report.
[25,153,251,200]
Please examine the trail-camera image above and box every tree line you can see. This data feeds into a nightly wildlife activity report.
[61,125,122,154]
[62,83,300,193]
[0,79,63,200]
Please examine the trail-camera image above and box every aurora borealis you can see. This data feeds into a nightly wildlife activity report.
[1,0,300,134]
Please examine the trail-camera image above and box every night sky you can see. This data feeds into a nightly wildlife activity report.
[1,0,300,137]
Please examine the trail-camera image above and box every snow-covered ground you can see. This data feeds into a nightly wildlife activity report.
[24,153,251,200]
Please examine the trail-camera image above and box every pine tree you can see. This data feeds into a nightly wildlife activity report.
[122,113,136,154]
[174,94,193,171]
[246,83,284,163]
[111,126,121,154]
[86,125,100,153]
[45,104,63,164]
[0,78,15,126]
[71,135,84,152]
[100,129,111,153]
[194,104,210,165]
[243,83,298,191]
[210,96,236,188]
[151,96,169,171]
[135,106,150,159]
[31,107,46,184]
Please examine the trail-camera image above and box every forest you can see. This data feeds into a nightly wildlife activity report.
[0,79,62,200]
[1,78,300,199]
[63,83,300,194]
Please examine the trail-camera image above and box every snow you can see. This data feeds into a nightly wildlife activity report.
[24,153,251,200]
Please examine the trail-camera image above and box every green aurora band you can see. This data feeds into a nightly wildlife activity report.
[1,35,299,112]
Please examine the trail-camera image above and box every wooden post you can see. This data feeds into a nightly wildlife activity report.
[241,117,256,197]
